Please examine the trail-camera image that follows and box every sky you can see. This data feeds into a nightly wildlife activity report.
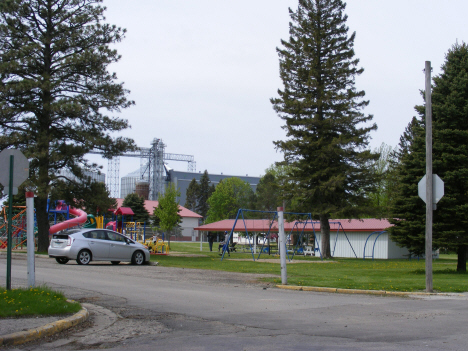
[86,0,468,180]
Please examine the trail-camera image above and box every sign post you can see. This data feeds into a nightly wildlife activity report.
[26,191,35,287]
[0,149,30,290]
[278,207,287,285]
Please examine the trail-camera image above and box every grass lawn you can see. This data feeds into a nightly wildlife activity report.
[155,242,468,293]
[0,286,81,318]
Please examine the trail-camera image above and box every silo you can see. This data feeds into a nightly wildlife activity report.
[135,180,150,200]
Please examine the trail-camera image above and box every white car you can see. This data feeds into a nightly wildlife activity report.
[48,228,151,265]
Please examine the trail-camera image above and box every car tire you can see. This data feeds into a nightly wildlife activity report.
[111,261,120,265]
[76,249,92,265]
[131,251,145,265]
[55,257,69,264]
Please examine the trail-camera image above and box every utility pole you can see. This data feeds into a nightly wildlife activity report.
[425,61,433,293]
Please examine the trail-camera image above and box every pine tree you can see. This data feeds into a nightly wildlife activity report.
[430,43,468,272]
[390,43,468,272]
[388,118,426,256]
[184,179,199,212]
[196,170,214,221]
[0,0,135,251]
[122,193,150,224]
[271,0,377,258]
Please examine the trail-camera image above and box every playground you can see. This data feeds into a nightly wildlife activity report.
[0,199,164,254]
[195,209,408,262]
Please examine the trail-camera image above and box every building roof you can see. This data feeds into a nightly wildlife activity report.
[195,218,392,232]
[115,198,202,219]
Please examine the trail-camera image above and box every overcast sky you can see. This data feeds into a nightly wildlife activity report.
[88,0,468,179]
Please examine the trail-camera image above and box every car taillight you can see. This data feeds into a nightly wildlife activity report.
[67,237,73,246]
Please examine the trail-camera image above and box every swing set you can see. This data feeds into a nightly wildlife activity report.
[220,209,357,261]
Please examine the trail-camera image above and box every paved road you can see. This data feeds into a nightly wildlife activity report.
[1,256,468,351]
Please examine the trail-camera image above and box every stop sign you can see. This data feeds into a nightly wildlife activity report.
[0,149,29,191]
[418,174,444,204]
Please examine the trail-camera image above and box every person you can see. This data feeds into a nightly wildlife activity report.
[223,231,230,256]
[208,232,214,252]
[218,231,230,256]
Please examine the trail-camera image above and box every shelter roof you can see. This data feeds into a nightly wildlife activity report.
[195,218,392,232]
[115,198,202,219]
[114,207,134,216]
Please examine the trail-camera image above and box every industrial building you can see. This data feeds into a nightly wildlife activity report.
[121,168,260,206]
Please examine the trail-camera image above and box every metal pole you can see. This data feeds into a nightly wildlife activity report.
[278,207,287,285]
[26,191,35,287]
[425,61,433,293]
[6,155,14,290]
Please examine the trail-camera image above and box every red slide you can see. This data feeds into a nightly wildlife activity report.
[49,208,87,234]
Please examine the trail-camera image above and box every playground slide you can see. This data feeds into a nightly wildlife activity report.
[49,208,87,234]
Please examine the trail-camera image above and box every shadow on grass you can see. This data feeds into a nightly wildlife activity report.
[412,268,468,275]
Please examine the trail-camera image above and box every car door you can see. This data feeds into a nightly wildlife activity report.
[85,230,110,259]
[106,231,133,261]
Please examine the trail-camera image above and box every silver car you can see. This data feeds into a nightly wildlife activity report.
[48,228,151,265]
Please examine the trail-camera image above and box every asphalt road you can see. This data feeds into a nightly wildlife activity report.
[1,256,468,351]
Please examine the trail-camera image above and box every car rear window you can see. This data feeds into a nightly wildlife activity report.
[52,234,68,240]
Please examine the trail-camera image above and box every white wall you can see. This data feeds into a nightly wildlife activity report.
[314,231,410,259]
[180,217,199,240]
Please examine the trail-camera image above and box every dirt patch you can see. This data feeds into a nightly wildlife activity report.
[228,258,337,263]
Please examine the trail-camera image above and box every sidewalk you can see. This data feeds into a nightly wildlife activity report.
[0,305,89,347]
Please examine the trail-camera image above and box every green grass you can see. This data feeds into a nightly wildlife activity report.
[154,242,468,293]
[0,286,81,318]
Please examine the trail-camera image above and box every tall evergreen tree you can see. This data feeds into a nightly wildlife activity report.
[184,178,199,212]
[196,170,214,221]
[0,0,135,251]
[391,43,468,271]
[271,0,377,258]
[388,118,426,257]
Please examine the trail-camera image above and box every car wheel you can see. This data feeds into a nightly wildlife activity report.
[76,250,92,265]
[55,257,69,264]
[111,261,120,265]
[131,251,145,265]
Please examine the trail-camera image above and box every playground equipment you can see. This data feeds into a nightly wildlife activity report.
[47,200,88,234]
[363,231,387,260]
[144,238,169,254]
[83,214,97,228]
[220,209,323,261]
[49,207,87,234]
[0,206,29,250]
[219,209,359,262]
[124,222,147,241]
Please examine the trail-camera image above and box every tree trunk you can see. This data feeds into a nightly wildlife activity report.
[320,214,331,258]
[457,245,467,272]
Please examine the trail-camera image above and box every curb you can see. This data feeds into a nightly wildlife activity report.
[0,305,89,347]
[276,285,462,297]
